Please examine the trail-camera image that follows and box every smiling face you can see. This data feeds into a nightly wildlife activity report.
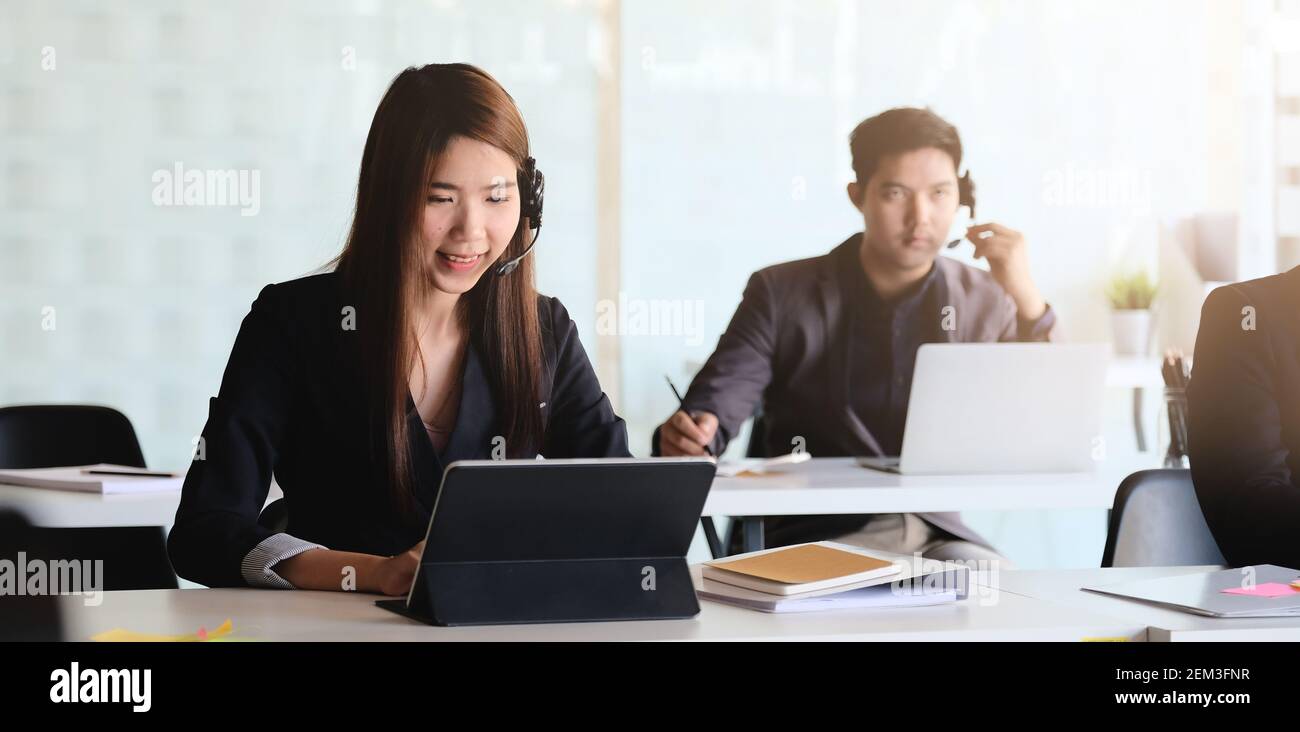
[420,135,522,295]
[848,146,960,274]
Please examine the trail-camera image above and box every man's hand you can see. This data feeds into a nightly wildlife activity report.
[658,410,719,456]
[966,222,1047,321]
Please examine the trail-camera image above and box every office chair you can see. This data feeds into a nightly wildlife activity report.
[1101,468,1226,568]
[0,404,179,590]
[0,509,64,640]
[0,404,146,468]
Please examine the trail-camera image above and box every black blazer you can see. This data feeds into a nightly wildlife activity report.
[1188,267,1300,569]
[168,272,630,588]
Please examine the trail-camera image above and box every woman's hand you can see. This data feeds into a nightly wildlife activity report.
[269,542,426,594]
[375,540,426,596]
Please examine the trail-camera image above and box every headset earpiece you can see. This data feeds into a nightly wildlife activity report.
[518,156,544,231]
[958,170,976,220]
[945,170,979,250]
[496,157,545,276]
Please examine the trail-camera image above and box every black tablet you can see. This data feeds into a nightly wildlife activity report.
[376,457,715,626]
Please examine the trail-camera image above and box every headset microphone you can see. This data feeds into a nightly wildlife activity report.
[945,170,978,249]
[495,156,545,276]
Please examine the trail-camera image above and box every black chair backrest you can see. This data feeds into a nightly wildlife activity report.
[0,404,146,469]
[1101,469,1226,568]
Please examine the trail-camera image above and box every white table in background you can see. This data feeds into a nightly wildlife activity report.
[0,481,282,528]
[4,458,1136,564]
[700,457,1127,555]
[972,566,1300,642]
[1108,355,1166,452]
[0,482,182,528]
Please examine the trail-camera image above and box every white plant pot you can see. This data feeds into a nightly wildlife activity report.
[1111,309,1153,357]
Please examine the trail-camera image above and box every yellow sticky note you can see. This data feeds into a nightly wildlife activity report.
[91,618,234,642]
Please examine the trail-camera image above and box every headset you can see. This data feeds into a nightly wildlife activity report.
[945,169,978,249]
[495,156,545,275]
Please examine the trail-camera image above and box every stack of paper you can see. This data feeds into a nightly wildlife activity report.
[0,464,183,494]
[714,451,811,477]
[699,542,964,613]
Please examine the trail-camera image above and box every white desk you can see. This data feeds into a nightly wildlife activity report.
[702,457,1119,516]
[4,459,1125,563]
[0,483,182,528]
[1107,356,1166,452]
[701,457,1124,554]
[54,569,1148,642]
[0,481,282,528]
[973,566,1300,642]
[1107,357,1166,390]
[6,459,1122,531]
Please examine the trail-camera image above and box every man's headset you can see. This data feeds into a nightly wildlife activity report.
[494,156,545,276]
[944,170,977,249]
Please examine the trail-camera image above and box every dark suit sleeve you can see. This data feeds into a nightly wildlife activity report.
[997,298,1060,342]
[167,284,294,587]
[663,271,778,456]
[540,297,631,459]
[1188,284,1300,567]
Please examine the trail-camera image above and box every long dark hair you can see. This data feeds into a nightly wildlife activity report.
[330,63,543,523]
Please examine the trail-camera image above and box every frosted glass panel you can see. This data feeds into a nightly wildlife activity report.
[0,0,603,471]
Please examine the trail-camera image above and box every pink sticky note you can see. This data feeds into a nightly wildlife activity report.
[1222,583,1300,598]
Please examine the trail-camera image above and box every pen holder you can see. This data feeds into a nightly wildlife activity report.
[1162,386,1189,469]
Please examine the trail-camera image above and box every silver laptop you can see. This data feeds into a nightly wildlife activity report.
[1083,565,1300,618]
[856,343,1109,475]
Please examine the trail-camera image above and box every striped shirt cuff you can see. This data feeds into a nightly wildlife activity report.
[241,533,326,589]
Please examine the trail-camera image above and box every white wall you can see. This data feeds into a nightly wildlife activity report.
[0,0,605,471]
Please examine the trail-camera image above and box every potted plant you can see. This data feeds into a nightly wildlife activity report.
[1106,271,1157,356]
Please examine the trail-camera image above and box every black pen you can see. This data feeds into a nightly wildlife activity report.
[664,375,713,456]
[82,468,178,478]
[947,227,994,249]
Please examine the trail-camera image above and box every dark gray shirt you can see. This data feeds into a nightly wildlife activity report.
[839,242,1056,457]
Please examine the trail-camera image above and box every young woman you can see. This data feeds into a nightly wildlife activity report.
[168,63,630,594]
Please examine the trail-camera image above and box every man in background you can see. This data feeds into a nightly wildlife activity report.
[654,107,1061,562]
